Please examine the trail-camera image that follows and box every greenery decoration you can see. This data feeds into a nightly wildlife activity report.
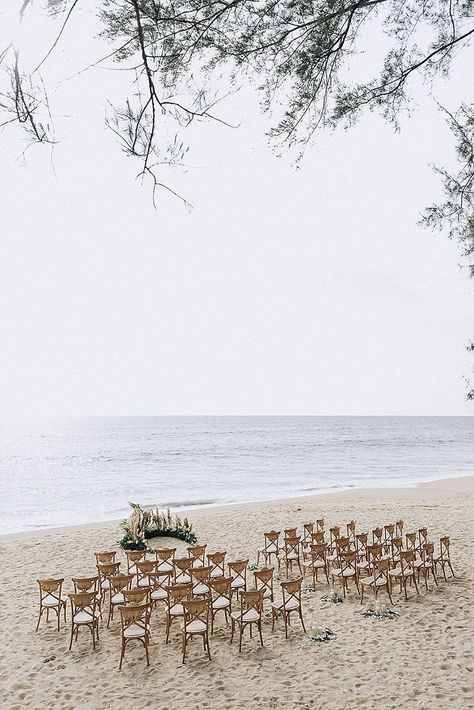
[303,626,336,645]
[119,502,197,551]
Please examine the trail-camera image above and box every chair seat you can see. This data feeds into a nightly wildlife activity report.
[73,610,99,624]
[124,623,147,638]
[231,579,245,589]
[43,594,67,607]
[151,589,166,600]
[285,553,299,560]
[101,580,111,590]
[231,609,259,623]
[304,560,325,569]
[360,576,387,587]
[388,568,413,578]
[185,619,207,634]
[191,560,204,568]
[193,583,210,596]
[175,573,191,584]
[111,592,125,604]
[259,588,272,599]
[212,597,230,610]
[167,603,184,616]
[210,568,224,578]
[259,543,278,554]
[332,568,356,577]
[271,597,299,611]
[157,562,173,573]
[138,579,150,587]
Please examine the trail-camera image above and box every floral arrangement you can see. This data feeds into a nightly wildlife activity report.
[119,502,197,550]
[303,626,336,644]
[362,603,400,620]
[248,563,259,571]
[321,589,344,604]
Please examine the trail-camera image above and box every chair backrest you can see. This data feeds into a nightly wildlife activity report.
[263,531,280,553]
[155,547,176,567]
[366,543,382,563]
[96,562,121,583]
[405,532,417,552]
[395,519,404,537]
[384,524,395,543]
[439,536,451,559]
[165,582,193,607]
[340,550,357,574]
[372,527,383,544]
[284,536,301,558]
[356,532,368,557]
[391,536,403,557]
[309,542,327,563]
[136,560,157,582]
[346,520,356,541]
[284,527,297,538]
[302,523,314,543]
[417,527,428,549]
[125,550,146,568]
[119,602,149,636]
[188,545,207,566]
[335,536,350,554]
[37,578,64,603]
[209,576,232,605]
[191,565,212,587]
[94,551,116,565]
[183,597,210,628]
[316,518,324,532]
[147,569,172,594]
[372,558,390,584]
[280,576,303,609]
[173,557,193,580]
[310,531,325,545]
[329,526,340,551]
[110,574,134,595]
[207,551,226,576]
[228,560,249,587]
[422,542,435,563]
[72,576,99,594]
[122,587,150,604]
[239,589,264,618]
[399,550,416,574]
[69,591,97,617]
[254,568,274,596]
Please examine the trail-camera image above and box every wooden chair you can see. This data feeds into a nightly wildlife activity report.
[271,577,306,638]
[331,550,359,597]
[72,576,101,614]
[383,524,395,555]
[405,532,417,557]
[315,518,325,532]
[188,545,207,568]
[303,542,329,585]
[123,587,150,605]
[388,550,419,600]
[191,565,212,597]
[107,574,134,627]
[96,562,121,605]
[360,558,393,605]
[94,551,116,565]
[390,537,403,567]
[282,536,302,575]
[155,547,176,573]
[257,531,280,568]
[329,526,340,554]
[118,603,150,669]
[302,523,315,549]
[356,532,368,561]
[357,543,382,577]
[125,550,146,576]
[304,530,325,560]
[209,576,232,632]
[228,560,248,597]
[415,543,439,591]
[36,578,67,631]
[434,536,455,580]
[147,570,172,608]
[165,583,193,643]
[173,557,193,584]
[346,520,356,543]
[395,519,404,538]
[327,536,350,568]
[182,598,212,663]
[372,527,383,546]
[230,589,264,651]
[68,591,100,650]
[416,527,428,556]
[284,527,297,538]
[207,551,227,579]
[135,560,157,587]
[253,567,274,602]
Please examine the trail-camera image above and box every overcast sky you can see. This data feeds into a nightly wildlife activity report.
[0,4,473,416]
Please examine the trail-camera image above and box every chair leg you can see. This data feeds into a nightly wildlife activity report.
[182,633,187,664]
[433,568,439,587]
[91,624,96,650]
[36,608,43,632]
[69,623,75,651]
[239,624,243,652]
[145,640,150,666]
[206,633,212,660]
[258,621,264,647]
[387,584,394,606]
[230,618,235,643]
[299,608,306,633]
[413,574,420,596]
[448,561,455,578]
[119,640,125,670]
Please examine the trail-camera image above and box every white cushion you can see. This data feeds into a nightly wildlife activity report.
[210,568,224,578]
[73,611,98,624]
[157,562,173,572]
[231,578,245,589]
[212,597,230,609]
[175,573,191,584]
[193,583,209,595]
[185,619,206,634]
[151,589,166,600]
[43,594,67,607]
[167,603,184,616]
[138,579,150,587]
[271,597,299,611]
[124,623,146,638]
[111,593,125,604]
[231,609,259,623]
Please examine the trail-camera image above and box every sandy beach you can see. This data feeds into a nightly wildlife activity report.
[1,476,473,710]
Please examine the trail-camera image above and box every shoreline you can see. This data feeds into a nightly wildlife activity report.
[2,472,472,542]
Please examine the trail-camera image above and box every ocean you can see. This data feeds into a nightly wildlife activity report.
[0,416,472,534]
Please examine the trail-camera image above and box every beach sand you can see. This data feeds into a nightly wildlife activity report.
[1,476,473,710]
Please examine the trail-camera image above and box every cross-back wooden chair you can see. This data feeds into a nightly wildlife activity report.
[230,589,264,652]
[328,526,340,554]
[253,567,274,602]
[36,578,67,631]
[94,551,116,565]
[346,520,356,543]
[72,576,101,615]
[207,551,227,579]
[303,542,329,585]
[123,587,150,606]
[135,560,157,588]
[155,547,176,573]
[165,583,193,643]
[434,536,455,580]
[125,550,146,576]
[271,577,306,638]
[302,523,315,549]
[416,527,428,556]
[316,518,325,532]
[208,576,232,632]
[188,545,207,568]
[372,527,383,546]
[357,543,383,577]
[360,558,393,605]
[405,532,417,557]
[415,542,439,591]
[390,537,403,567]
[118,602,150,669]
[182,598,212,663]
[388,550,419,600]
[282,536,302,575]
[228,559,249,597]
[395,519,404,538]
[327,536,350,568]
[305,530,325,560]
[68,591,100,650]
[383,524,395,555]
[356,532,368,561]
[191,565,212,597]
[173,557,193,584]
[257,531,280,568]
[96,562,121,605]
[107,574,134,627]
[331,550,359,597]
[147,570,172,608]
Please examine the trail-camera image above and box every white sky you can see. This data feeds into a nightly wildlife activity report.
[0,4,473,416]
